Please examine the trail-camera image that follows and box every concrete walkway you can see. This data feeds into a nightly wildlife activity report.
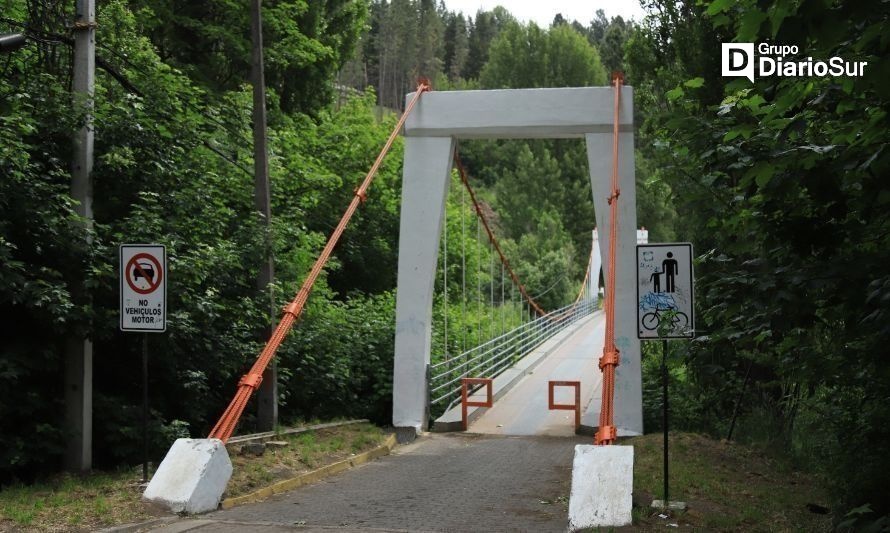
[145,433,584,532]
[469,312,605,437]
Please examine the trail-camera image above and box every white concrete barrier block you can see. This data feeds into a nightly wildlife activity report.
[143,438,232,514]
[567,445,634,530]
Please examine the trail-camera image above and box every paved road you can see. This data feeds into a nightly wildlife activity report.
[470,312,605,437]
[147,433,584,532]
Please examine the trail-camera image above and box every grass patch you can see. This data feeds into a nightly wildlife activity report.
[626,432,831,532]
[225,422,387,498]
[0,469,167,532]
[0,421,387,532]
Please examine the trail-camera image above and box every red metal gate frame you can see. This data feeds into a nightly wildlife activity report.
[461,377,493,431]
[548,380,581,429]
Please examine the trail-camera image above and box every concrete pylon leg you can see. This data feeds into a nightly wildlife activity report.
[586,131,643,436]
[392,136,455,441]
[591,229,602,304]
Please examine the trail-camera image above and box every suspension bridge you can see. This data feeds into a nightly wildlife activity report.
[142,75,644,531]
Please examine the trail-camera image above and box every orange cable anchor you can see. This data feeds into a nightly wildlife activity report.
[596,71,624,446]
[207,80,432,443]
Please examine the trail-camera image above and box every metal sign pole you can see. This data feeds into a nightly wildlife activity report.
[662,338,669,506]
[142,333,149,483]
[636,242,692,512]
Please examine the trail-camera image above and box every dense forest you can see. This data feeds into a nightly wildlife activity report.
[1,0,889,527]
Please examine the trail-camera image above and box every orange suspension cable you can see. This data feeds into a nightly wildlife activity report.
[596,71,624,446]
[454,153,594,322]
[208,80,432,442]
[453,154,548,317]
[571,256,592,307]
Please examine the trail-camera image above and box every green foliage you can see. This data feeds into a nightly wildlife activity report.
[278,293,396,424]
[0,0,391,481]
[480,21,606,89]
[131,0,367,114]
[628,0,890,521]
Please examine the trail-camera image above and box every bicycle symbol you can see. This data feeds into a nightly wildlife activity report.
[641,307,689,332]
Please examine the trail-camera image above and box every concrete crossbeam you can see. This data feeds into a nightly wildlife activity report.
[404,87,633,138]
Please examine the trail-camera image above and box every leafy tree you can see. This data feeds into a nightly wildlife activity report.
[588,9,609,45]
[599,16,631,73]
[0,0,397,482]
[443,12,469,80]
[464,7,513,79]
[627,0,890,521]
[132,0,367,114]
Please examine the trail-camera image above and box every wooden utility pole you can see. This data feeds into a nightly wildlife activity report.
[251,0,277,431]
[65,0,95,471]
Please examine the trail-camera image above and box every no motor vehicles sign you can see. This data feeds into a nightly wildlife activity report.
[120,244,166,332]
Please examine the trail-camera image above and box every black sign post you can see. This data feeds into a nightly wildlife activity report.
[120,244,166,483]
[142,334,149,483]
[662,339,669,506]
[637,243,695,511]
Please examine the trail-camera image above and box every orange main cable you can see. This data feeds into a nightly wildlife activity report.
[208,81,431,442]
[455,153,594,322]
[453,155,548,317]
[595,72,624,446]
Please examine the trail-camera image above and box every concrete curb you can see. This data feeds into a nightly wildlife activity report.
[99,516,179,533]
[219,433,398,509]
[433,311,601,432]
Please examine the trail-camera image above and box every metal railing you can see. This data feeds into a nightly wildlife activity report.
[429,298,598,412]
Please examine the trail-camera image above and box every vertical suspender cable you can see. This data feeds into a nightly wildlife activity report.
[489,239,494,340]
[595,72,624,446]
[500,261,505,337]
[443,195,448,362]
[461,179,467,354]
[510,277,515,330]
[453,156,547,317]
[476,211,482,348]
[208,80,431,443]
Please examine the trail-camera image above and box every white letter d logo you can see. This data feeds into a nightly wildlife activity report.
[722,43,755,83]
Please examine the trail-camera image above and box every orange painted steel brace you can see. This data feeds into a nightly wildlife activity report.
[208,80,431,443]
[595,71,624,446]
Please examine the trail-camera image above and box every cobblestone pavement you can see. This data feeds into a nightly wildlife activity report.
[148,433,586,532]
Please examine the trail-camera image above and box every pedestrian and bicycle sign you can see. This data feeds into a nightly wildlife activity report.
[120,244,166,332]
[636,243,694,339]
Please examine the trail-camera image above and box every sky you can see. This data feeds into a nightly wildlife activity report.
[441,0,648,26]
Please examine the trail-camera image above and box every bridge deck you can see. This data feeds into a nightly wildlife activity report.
[469,312,605,437]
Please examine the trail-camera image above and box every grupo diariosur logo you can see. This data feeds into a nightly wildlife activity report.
[722,43,868,82]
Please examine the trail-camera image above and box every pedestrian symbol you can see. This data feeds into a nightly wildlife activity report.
[636,243,694,339]
[662,252,678,293]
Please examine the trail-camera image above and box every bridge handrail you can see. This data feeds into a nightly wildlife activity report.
[430,307,581,394]
[429,299,595,408]
[429,300,589,372]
